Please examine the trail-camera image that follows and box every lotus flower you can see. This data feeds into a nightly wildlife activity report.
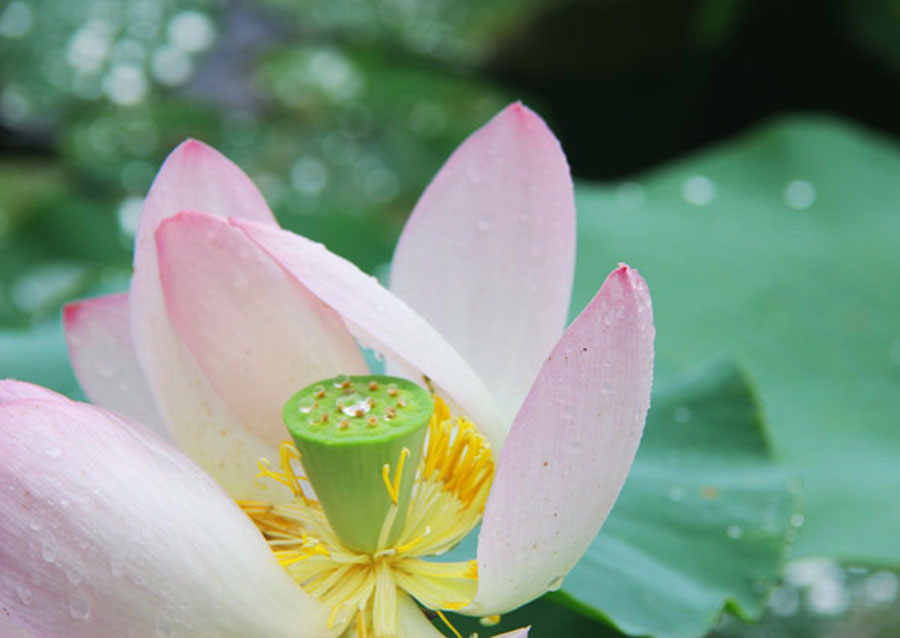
[0,104,654,637]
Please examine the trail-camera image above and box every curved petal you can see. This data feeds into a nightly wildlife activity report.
[493,628,531,638]
[470,265,654,614]
[233,219,507,449]
[0,379,63,404]
[391,103,575,424]
[396,594,444,637]
[63,293,168,439]
[130,140,287,499]
[156,211,367,445]
[0,397,336,638]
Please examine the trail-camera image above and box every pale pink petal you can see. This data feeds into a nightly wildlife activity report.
[493,628,531,637]
[233,219,507,448]
[470,265,654,614]
[0,610,37,637]
[136,139,277,244]
[156,211,367,445]
[391,103,575,425]
[395,594,445,637]
[0,379,63,404]
[63,293,168,439]
[0,397,336,638]
[130,140,288,499]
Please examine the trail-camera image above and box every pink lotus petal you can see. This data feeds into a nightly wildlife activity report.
[156,211,367,446]
[0,379,64,404]
[130,140,288,499]
[135,139,276,244]
[63,293,168,439]
[493,628,531,638]
[471,265,654,614]
[233,219,506,448]
[391,103,575,425]
[0,397,335,637]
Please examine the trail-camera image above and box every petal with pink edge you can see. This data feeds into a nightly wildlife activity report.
[130,140,288,499]
[135,139,276,247]
[63,293,168,439]
[391,103,575,425]
[493,628,531,637]
[0,379,64,404]
[470,265,654,614]
[156,211,367,445]
[0,397,337,638]
[233,219,506,449]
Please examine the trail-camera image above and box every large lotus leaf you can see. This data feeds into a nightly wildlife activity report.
[572,116,900,565]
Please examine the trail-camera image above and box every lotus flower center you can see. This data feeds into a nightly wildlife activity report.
[238,375,495,638]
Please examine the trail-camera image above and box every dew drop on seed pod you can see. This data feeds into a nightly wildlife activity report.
[339,393,371,417]
[297,397,316,414]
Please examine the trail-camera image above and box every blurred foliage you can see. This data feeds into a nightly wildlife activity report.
[1,0,899,636]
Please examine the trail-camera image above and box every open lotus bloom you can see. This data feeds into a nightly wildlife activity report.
[0,104,654,637]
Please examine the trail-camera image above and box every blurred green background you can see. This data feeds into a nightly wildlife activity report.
[1,1,899,636]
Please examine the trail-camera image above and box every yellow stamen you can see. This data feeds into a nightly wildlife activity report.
[241,395,495,638]
[381,447,410,506]
[435,609,463,638]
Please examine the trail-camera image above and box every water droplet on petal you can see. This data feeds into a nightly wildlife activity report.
[66,566,84,585]
[69,591,92,621]
[28,518,43,532]
[547,576,564,591]
[15,584,33,604]
[155,612,176,636]
[41,539,58,563]
[110,557,125,578]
